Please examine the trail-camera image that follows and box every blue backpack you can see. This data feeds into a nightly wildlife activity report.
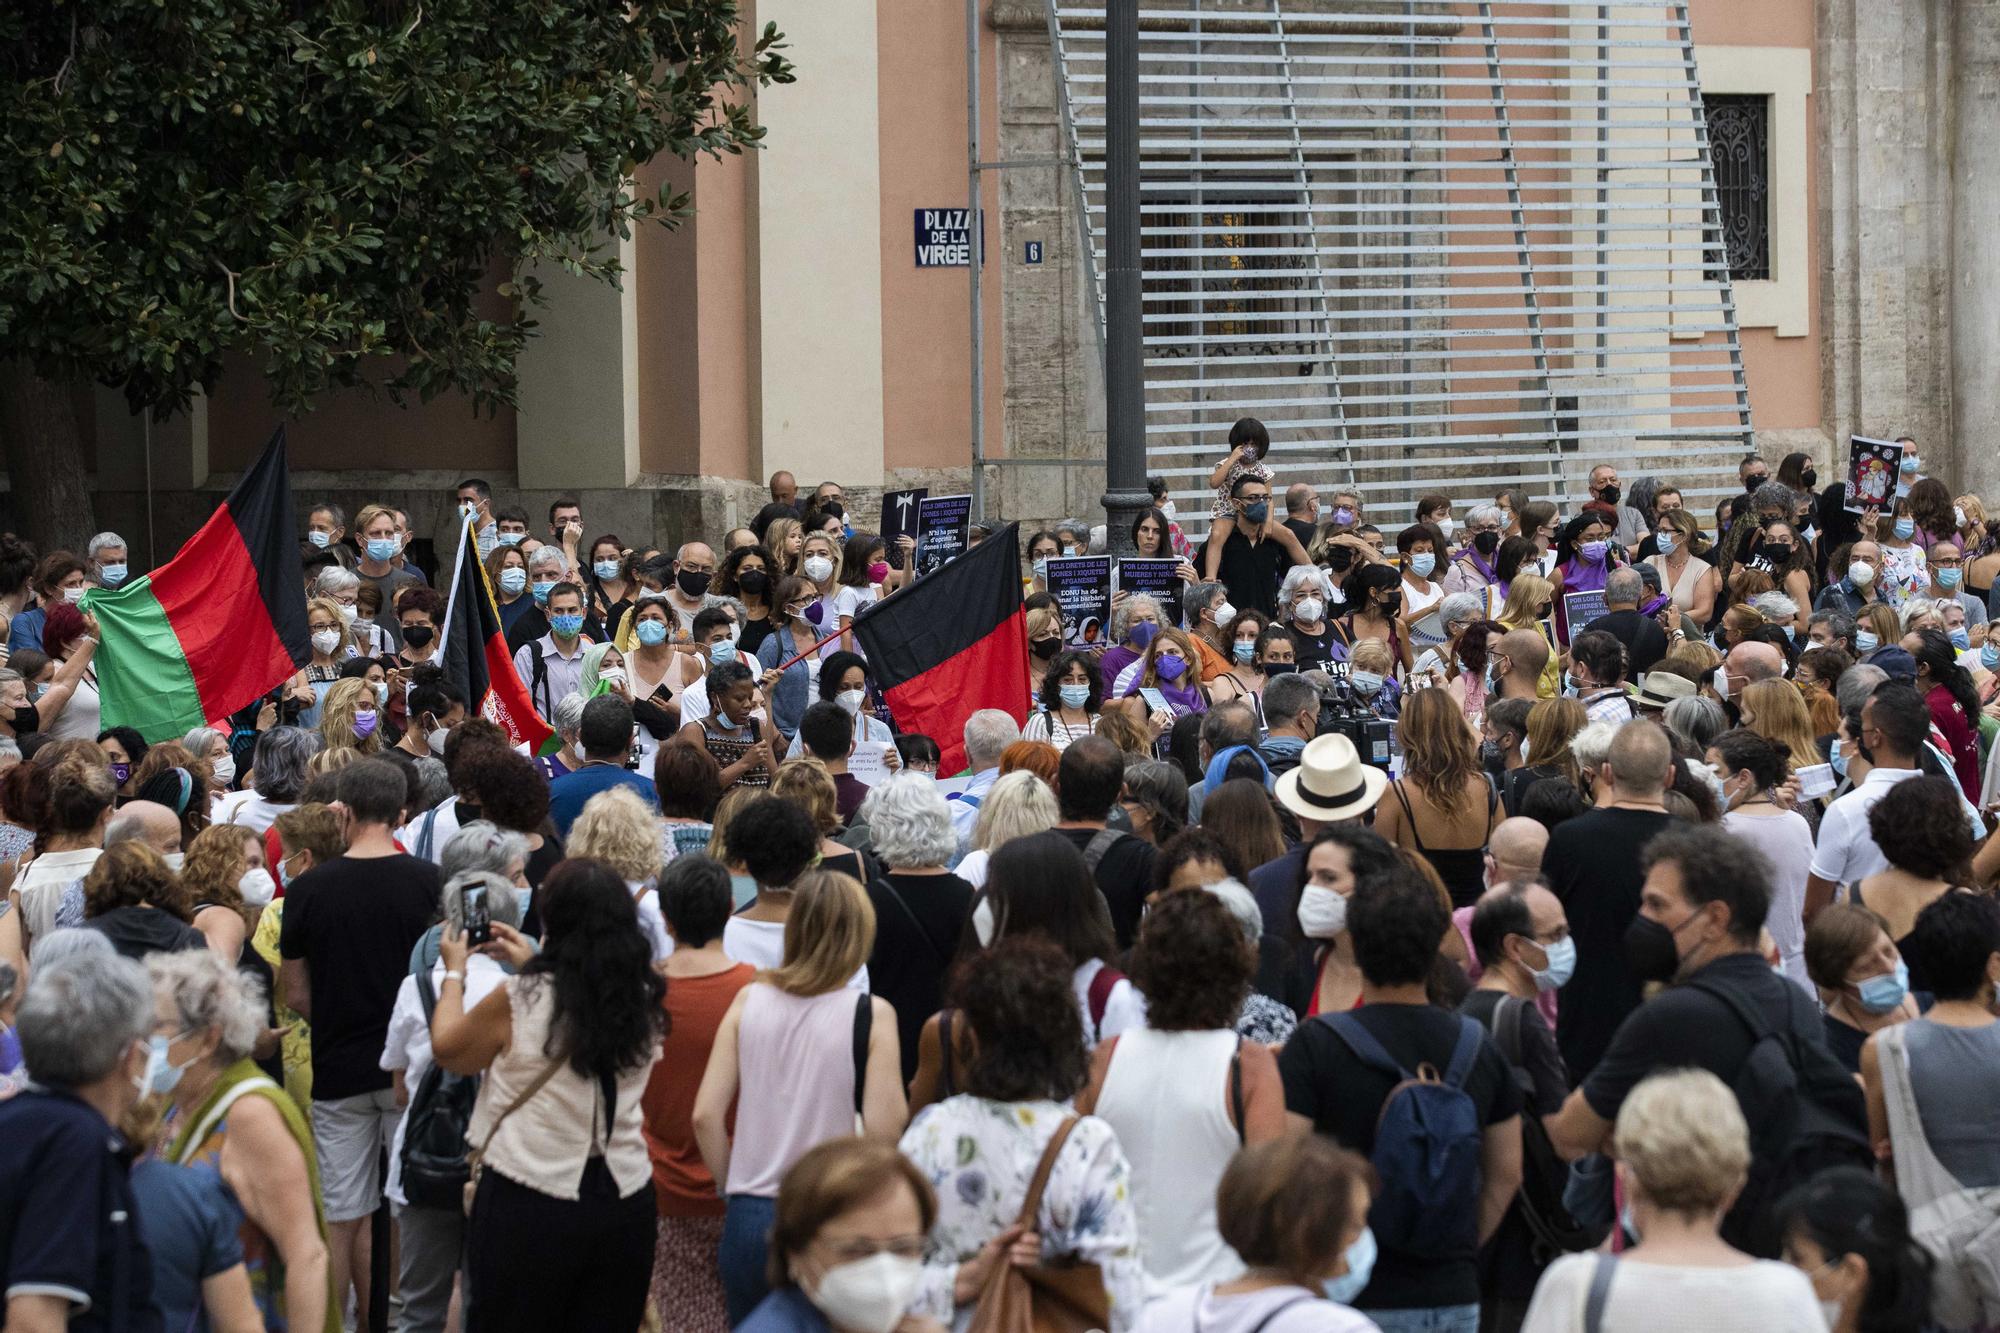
[1322,1012,1485,1254]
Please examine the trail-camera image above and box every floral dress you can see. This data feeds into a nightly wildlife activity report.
[898,1096,1148,1331]
[1210,457,1274,520]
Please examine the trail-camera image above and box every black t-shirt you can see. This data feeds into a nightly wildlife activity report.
[1542,807,1678,1082]
[866,871,975,1083]
[1283,516,1318,550]
[0,1089,160,1333]
[1213,529,1290,620]
[1054,826,1158,950]
[280,852,441,1100]
[1289,624,1343,674]
[1500,764,1562,817]
[1584,608,1670,676]
[1278,1004,1521,1309]
[738,613,777,660]
[84,906,207,961]
[1461,989,1569,1301]
[1582,953,1833,1122]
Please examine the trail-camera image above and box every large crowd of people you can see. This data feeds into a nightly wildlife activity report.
[1,433,1998,1333]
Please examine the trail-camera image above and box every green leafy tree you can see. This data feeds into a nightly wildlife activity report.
[0,0,791,550]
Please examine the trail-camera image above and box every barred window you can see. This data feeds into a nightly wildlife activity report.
[1703,93,1771,283]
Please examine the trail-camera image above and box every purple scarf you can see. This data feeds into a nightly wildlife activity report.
[1561,554,1611,595]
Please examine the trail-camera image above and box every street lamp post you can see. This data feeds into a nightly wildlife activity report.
[1100,0,1149,559]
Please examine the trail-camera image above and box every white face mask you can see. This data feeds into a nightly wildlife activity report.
[335,602,359,624]
[836,688,867,715]
[1712,665,1732,700]
[1297,884,1349,939]
[972,896,996,947]
[1212,600,1236,626]
[161,852,185,874]
[805,1253,924,1333]
[1295,597,1325,625]
[598,666,627,690]
[238,867,278,908]
[803,555,835,583]
[211,751,236,786]
[62,586,88,602]
[310,629,341,656]
[1436,516,1456,538]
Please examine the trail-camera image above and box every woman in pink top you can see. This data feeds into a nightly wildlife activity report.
[693,869,907,1325]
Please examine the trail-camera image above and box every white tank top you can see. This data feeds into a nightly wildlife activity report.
[1093,1027,1243,1287]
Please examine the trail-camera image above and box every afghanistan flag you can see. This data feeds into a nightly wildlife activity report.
[83,427,311,741]
[437,515,558,755]
[852,521,1028,775]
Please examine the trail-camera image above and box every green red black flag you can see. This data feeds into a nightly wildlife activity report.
[851,522,1029,774]
[83,427,311,741]
[438,517,558,755]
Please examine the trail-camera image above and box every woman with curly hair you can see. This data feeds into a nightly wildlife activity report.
[692,870,905,1323]
[1024,648,1106,752]
[1848,775,1976,995]
[82,840,205,959]
[568,785,671,962]
[1080,890,1285,1288]
[898,937,1147,1330]
[433,856,668,1333]
[181,821,270,963]
[1374,686,1502,907]
[317,677,382,756]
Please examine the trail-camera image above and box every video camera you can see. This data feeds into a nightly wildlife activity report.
[1312,662,1393,770]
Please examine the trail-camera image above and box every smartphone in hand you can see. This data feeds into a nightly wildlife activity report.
[462,884,491,946]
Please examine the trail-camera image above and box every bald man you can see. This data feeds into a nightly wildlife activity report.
[1540,720,1678,1079]
[1491,628,1551,702]
[104,801,184,858]
[1485,816,1549,890]
[1719,640,1786,703]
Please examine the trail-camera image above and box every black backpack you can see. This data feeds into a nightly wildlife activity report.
[399,965,483,1210]
[1687,976,1873,1257]
[1473,995,1609,1260]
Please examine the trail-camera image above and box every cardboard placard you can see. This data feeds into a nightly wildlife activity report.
[915,494,972,576]
[881,487,929,550]
[1561,589,1608,643]
[1845,436,1902,514]
[1116,558,1184,627]
[1046,556,1113,648]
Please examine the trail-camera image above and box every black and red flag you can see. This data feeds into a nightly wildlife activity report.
[438,518,558,755]
[83,427,311,740]
[852,522,1029,774]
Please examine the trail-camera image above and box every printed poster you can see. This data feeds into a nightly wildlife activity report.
[1116,558,1184,627]
[1046,556,1112,648]
[1561,589,1608,644]
[1845,436,1902,515]
[915,494,972,576]
[881,487,928,550]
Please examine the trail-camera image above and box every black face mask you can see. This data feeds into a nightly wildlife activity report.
[2,698,37,734]
[736,569,769,596]
[677,569,712,598]
[1598,484,1621,506]
[1472,530,1501,557]
[1328,546,1355,573]
[1745,475,1767,493]
[1478,739,1506,773]
[1801,469,1818,490]
[402,625,435,648]
[1623,912,1686,985]
[1029,636,1061,660]
[1377,590,1402,615]
[1263,662,1297,676]
[1756,543,1794,565]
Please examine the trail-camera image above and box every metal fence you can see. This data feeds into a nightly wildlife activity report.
[1048,0,1756,539]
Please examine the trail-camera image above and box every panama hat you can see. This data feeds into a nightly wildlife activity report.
[1633,671,1697,710]
[1274,733,1390,824]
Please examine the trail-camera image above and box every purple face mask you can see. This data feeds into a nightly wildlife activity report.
[353,710,379,739]
[1129,620,1159,650]
[802,600,826,628]
[110,762,131,786]
[1155,653,1189,682]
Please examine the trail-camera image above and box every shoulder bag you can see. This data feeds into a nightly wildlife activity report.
[966,1116,1111,1333]
[462,1054,565,1215]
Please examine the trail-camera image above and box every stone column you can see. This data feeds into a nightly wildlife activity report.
[1952,0,2000,497]
[515,235,641,490]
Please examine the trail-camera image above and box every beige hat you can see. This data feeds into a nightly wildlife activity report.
[1274,733,1390,824]
[1633,671,1697,710]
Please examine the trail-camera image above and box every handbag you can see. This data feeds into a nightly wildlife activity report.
[966,1116,1111,1333]
[1875,1022,2000,1327]
[461,1054,565,1216]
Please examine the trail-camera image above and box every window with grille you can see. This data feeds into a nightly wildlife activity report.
[1703,93,1771,283]
[1144,195,1311,356]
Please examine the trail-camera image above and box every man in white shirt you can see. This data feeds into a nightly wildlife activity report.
[1804,682,1931,922]
[379,869,520,1332]
[947,709,1023,863]
[512,583,591,719]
